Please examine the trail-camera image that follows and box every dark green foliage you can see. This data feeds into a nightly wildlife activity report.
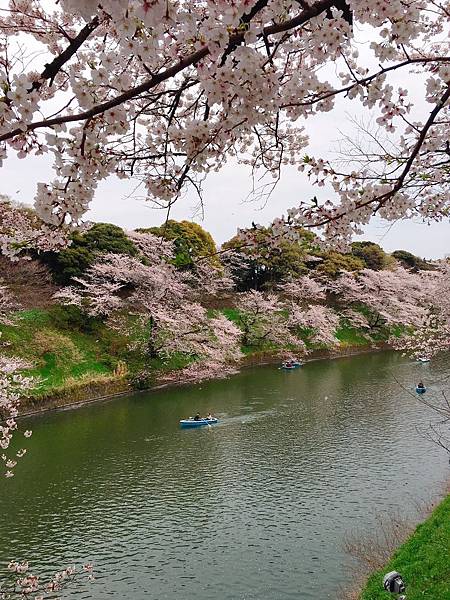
[392,250,434,271]
[351,241,391,271]
[137,220,217,267]
[40,223,137,284]
[82,223,137,255]
[317,251,365,277]
[222,226,314,290]
[40,245,93,284]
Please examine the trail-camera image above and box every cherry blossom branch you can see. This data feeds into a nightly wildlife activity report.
[30,16,100,91]
[299,83,450,230]
[0,0,339,142]
[281,56,450,110]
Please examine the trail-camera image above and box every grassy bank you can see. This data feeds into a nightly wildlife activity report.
[0,304,394,411]
[360,493,450,599]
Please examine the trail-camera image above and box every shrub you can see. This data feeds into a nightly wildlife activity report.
[40,223,137,284]
[317,251,365,277]
[137,220,217,267]
[351,241,391,271]
[392,249,433,271]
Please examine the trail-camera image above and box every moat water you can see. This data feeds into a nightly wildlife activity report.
[1,352,449,599]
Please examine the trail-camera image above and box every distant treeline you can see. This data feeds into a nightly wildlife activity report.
[32,217,434,288]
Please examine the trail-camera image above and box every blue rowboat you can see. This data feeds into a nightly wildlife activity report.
[416,386,426,394]
[180,418,218,428]
[280,361,302,370]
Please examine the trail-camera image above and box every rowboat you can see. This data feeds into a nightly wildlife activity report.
[417,357,430,363]
[280,361,302,370]
[179,418,218,428]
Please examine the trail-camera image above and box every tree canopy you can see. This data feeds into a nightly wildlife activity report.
[222,226,315,290]
[350,242,392,271]
[137,220,217,267]
[392,250,433,272]
[316,251,365,277]
[41,223,137,284]
[1,1,450,253]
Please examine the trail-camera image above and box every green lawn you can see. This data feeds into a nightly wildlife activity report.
[1,304,407,401]
[0,307,118,396]
[360,494,450,599]
[335,323,369,347]
[0,306,199,398]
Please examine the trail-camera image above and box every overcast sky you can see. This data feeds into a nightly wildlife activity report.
[1,10,449,259]
[4,100,449,259]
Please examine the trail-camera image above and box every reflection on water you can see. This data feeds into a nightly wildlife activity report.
[1,352,449,599]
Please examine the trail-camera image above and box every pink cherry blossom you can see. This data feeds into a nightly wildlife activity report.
[0,288,34,477]
[3,560,91,598]
[0,2,448,246]
[0,196,69,260]
[56,232,243,378]
[236,289,302,348]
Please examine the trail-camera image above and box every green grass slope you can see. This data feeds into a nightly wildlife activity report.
[1,304,395,403]
[0,307,121,397]
[0,306,204,401]
[360,494,450,599]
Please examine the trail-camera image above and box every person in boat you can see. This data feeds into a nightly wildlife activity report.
[206,412,213,420]
[417,381,425,389]
[193,413,201,421]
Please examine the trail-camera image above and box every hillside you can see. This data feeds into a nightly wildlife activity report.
[0,212,442,409]
[0,290,393,409]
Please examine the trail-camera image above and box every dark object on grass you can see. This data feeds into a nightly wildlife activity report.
[383,571,406,595]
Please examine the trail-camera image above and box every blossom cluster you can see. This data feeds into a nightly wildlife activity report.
[1,561,93,599]
[0,197,69,261]
[0,1,449,245]
[55,231,243,372]
[0,281,33,478]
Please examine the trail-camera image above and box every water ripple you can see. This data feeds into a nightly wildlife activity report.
[0,352,449,599]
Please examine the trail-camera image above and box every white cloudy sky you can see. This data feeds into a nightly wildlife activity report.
[4,102,449,259]
[1,5,449,258]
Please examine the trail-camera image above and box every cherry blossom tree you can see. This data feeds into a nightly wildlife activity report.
[279,277,339,346]
[390,264,450,359]
[56,232,242,374]
[0,197,68,260]
[128,230,233,302]
[235,289,300,348]
[396,314,450,360]
[290,304,340,347]
[0,283,33,478]
[327,267,431,331]
[279,276,326,304]
[322,264,450,358]
[1,1,450,248]
[161,313,242,383]
[182,259,235,301]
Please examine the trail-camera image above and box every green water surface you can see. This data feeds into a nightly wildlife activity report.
[1,352,449,599]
